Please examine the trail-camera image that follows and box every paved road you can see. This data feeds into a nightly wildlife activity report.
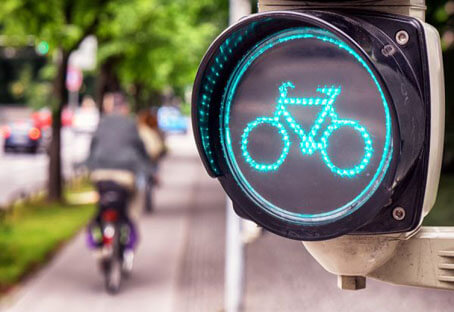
[0,129,91,207]
[2,133,454,312]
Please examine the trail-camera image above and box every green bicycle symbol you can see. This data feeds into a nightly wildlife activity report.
[240,81,373,177]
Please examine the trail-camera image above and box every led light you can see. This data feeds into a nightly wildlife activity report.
[196,23,258,175]
[221,27,393,223]
[241,117,291,171]
[319,120,373,177]
[36,41,49,55]
[240,82,372,177]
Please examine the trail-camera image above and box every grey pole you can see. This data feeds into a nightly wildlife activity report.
[230,0,252,25]
[225,197,245,312]
[225,2,251,311]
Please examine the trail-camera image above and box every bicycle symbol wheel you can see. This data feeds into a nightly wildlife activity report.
[241,117,373,176]
[319,120,373,177]
[241,117,291,172]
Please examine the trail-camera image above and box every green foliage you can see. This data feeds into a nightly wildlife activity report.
[97,0,228,108]
[0,0,115,54]
[424,174,454,225]
[0,197,94,290]
[427,1,454,171]
[9,65,54,110]
[427,1,454,29]
[180,101,191,116]
[0,0,228,109]
[0,0,228,201]
[0,0,122,108]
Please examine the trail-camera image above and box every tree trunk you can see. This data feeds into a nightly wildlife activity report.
[133,82,144,113]
[95,62,108,114]
[144,89,161,111]
[96,57,121,114]
[47,50,70,202]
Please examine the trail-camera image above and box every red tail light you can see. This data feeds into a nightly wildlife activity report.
[102,210,118,222]
[28,127,41,140]
[1,126,11,139]
[103,236,114,245]
[102,224,115,245]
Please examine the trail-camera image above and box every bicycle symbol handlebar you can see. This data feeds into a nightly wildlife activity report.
[240,81,373,177]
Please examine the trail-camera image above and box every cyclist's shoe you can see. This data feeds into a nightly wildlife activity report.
[86,223,103,249]
[122,249,135,275]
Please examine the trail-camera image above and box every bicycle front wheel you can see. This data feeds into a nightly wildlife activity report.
[240,117,290,172]
[319,120,373,177]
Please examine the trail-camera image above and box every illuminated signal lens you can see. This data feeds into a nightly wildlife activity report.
[36,41,49,55]
[28,127,41,140]
[221,27,393,223]
[191,10,429,240]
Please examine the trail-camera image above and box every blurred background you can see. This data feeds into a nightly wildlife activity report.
[0,0,454,311]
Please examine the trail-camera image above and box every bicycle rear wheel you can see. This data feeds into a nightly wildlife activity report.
[319,119,373,177]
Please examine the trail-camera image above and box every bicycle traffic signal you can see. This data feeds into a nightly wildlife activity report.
[192,9,444,241]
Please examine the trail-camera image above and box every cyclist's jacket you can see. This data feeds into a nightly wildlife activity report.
[86,114,154,175]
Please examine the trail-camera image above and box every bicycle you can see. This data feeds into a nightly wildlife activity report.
[240,81,373,177]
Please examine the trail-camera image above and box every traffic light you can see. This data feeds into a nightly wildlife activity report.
[36,41,49,55]
[192,9,444,241]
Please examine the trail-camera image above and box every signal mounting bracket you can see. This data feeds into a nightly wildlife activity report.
[258,0,426,20]
[303,227,454,290]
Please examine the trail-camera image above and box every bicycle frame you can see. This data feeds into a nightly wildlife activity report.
[240,81,373,177]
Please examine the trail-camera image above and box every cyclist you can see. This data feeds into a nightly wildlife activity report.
[137,109,166,164]
[85,92,155,266]
[137,109,166,212]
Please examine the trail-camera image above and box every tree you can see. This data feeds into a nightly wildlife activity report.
[427,1,454,171]
[0,0,117,201]
[0,0,229,201]
[96,0,228,111]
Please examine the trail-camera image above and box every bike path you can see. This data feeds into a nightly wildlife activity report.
[0,134,201,312]
[3,133,454,312]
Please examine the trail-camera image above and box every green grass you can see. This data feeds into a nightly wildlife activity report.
[424,174,454,226]
[0,186,95,291]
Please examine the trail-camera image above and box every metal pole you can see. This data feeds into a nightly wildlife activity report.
[230,0,252,24]
[225,197,245,312]
[225,2,251,311]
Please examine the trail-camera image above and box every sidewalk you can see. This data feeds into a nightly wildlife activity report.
[0,134,207,312]
[2,133,454,312]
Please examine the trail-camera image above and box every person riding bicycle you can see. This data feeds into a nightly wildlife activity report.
[85,92,155,255]
[137,109,166,212]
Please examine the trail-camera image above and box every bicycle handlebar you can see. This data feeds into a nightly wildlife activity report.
[279,81,295,98]
[279,82,341,101]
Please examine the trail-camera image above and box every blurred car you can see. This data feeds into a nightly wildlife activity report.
[1,120,43,153]
[31,108,52,129]
[31,107,74,130]
[157,106,188,134]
